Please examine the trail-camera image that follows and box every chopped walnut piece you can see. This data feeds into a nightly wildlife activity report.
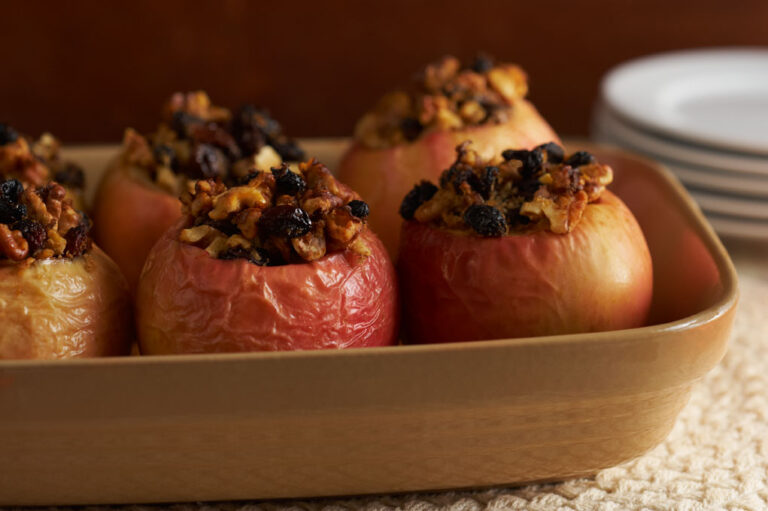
[178,159,370,265]
[291,220,327,261]
[401,142,613,236]
[0,224,29,261]
[354,54,529,148]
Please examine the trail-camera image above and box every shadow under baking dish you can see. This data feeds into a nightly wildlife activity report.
[0,141,738,506]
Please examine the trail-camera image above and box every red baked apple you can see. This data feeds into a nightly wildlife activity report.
[93,91,304,294]
[0,178,131,359]
[137,159,398,354]
[337,55,561,255]
[397,143,653,343]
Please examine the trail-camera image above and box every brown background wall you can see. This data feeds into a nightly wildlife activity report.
[2,0,767,143]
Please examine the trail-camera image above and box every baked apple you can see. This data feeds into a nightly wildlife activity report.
[0,178,131,359]
[137,159,398,354]
[93,91,304,293]
[337,55,561,255]
[398,142,653,343]
[0,124,87,210]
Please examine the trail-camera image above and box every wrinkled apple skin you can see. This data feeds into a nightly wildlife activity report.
[337,100,561,256]
[93,163,182,294]
[398,191,653,343]
[137,225,399,354]
[0,246,133,359]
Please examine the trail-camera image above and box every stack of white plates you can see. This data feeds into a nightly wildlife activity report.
[592,48,768,241]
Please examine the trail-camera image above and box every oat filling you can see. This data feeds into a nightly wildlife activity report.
[0,124,86,197]
[354,54,529,149]
[120,91,305,196]
[400,142,613,235]
[0,179,92,263]
[178,160,371,266]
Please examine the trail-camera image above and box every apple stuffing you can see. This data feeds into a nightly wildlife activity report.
[0,123,87,210]
[93,91,305,292]
[136,159,398,354]
[337,54,561,255]
[398,142,653,343]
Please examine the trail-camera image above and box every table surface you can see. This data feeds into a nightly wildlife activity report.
[8,240,767,511]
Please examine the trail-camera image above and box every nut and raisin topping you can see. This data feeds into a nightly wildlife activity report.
[0,125,85,196]
[399,142,613,236]
[178,160,371,265]
[354,54,529,149]
[0,178,92,262]
[120,91,305,196]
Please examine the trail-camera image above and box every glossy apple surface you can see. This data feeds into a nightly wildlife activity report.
[93,162,182,294]
[337,100,561,256]
[0,246,133,359]
[398,190,653,343]
[136,225,399,354]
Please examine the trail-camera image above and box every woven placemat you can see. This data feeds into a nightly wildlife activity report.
[17,243,768,511]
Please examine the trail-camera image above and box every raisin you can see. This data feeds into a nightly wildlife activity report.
[232,104,277,156]
[0,124,19,146]
[0,179,24,203]
[0,201,26,224]
[191,123,241,160]
[188,144,227,179]
[400,181,438,220]
[440,162,474,192]
[463,204,507,237]
[219,245,269,266]
[53,163,86,189]
[400,117,423,142]
[518,179,541,201]
[258,205,312,239]
[506,208,531,228]
[536,142,565,164]
[347,200,369,219]
[272,165,306,196]
[502,148,543,177]
[237,171,261,186]
[14,219,47,253]
[201,218,239,236]
[171,111,202,139]
[566,151,596,168]
[471,53,495,73]
[469,166,499,199]
[64,224,92,257]
[271,140,305,162]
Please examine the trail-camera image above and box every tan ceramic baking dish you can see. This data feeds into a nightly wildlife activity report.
[0,140,737,506]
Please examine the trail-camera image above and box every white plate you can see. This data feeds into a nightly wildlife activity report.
[662,160,768,199]
[689,189,768,220]
[592,103,768,177]
[591,124,768,199]
[602,48,768,156]
[706,213,768,240]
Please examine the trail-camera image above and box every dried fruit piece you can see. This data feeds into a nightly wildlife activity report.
[566,151,596,168]
[463,204,507,237]
[272,164,306,196]
[348,200,370,219]
[536,142,565,164]
[14,219,48,254]
[400,181,439,220]
[0,124,19,146]
[258,205,312,239]
[64,224,92,257]
[1,179,24,203]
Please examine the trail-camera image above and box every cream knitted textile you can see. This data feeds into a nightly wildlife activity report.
[17,246,768,511]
